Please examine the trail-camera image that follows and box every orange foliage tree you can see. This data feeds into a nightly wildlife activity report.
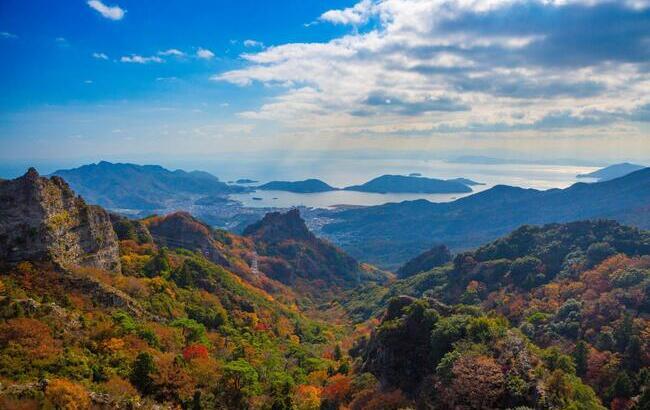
[321,374,352,407]
[0,317,59,359]
[45,378,91,410]
[293,384,322,410]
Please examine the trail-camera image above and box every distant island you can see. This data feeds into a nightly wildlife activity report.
[256,174,482,194]
[343,174,474,194]
[236,178,259,184]
[446,177,485,186]
[257,179,337,193]
[577,162,646,182]
[408,172,422,177]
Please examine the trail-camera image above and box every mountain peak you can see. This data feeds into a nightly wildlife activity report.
[243,208,312,243]
[0,170,120,272]
[25,167,40,178]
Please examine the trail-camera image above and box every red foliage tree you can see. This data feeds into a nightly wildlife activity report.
[182,343,209,361]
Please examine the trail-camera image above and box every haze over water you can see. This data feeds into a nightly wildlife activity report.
[217,158,598,208]
[0,156,599,209]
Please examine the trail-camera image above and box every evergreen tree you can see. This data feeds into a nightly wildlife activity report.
[615,313,634,353]
[624,336,642,373]
[333,344,343,361]
[608,372,633,400]
[130,352,156,395]
[573,341,588,377]
[144,248,171,278]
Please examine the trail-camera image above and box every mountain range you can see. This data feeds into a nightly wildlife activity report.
[0,168,647,409]
[321,167,650,269]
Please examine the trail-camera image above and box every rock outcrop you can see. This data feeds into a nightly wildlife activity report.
[0,168,121,272]
[243,209,361,288]
[144,211,231,267]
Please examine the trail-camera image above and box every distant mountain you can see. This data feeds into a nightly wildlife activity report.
[235,178,258,184]
[344,174,473,194]
[257,179,337,193]
[321,168,650,269]
[577,162,646,181]
[52,161,245,210]
[446,177,484,186]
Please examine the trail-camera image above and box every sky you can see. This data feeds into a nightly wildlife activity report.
[1,0,649,165]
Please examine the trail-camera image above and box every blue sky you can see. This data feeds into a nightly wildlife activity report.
[1,0,649,164]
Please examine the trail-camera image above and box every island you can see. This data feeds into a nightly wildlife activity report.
[577,162,646,182]
[343,175,473,193]
[236,178,259,184]
[447,177,485,186]
[256,179,337,193]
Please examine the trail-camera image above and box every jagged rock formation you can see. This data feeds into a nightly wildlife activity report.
[0,168,120,272]
[144,211,231,267]
[243,209,363,289]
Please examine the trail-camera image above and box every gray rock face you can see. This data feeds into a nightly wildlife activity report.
[0,168,121,272]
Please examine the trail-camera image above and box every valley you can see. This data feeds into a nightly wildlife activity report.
[0,167,648,409]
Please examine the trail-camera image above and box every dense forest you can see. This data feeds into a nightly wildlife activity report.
[0,171,648,409]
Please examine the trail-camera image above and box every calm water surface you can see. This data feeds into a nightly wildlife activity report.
[223,159,598,208]
[1,157,599,209]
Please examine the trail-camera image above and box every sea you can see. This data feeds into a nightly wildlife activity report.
[0,157,599,210]
[185,157,599,209]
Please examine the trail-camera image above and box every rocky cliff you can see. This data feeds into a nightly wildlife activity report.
[0,168,120,272]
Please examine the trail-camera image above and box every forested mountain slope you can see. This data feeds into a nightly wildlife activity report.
[322,167,650,269]
[1,170,648,409]
[339,220,650,409]
[0,171,356,408]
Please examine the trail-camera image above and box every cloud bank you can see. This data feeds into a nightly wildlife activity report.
[214,0,650,142]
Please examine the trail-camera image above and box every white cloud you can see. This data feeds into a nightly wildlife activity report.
[319,0,376,25]
[243,39,264,48]
[211,0,650,142]
[196,48,215,60]
[87,0,126,21]
[158,48,185,57]
[92,52,109,60]
[0,31,18,39]
[120,54,163,64]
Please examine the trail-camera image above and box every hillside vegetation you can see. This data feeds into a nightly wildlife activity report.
[338,220,650,409]
[0,170,648,409]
